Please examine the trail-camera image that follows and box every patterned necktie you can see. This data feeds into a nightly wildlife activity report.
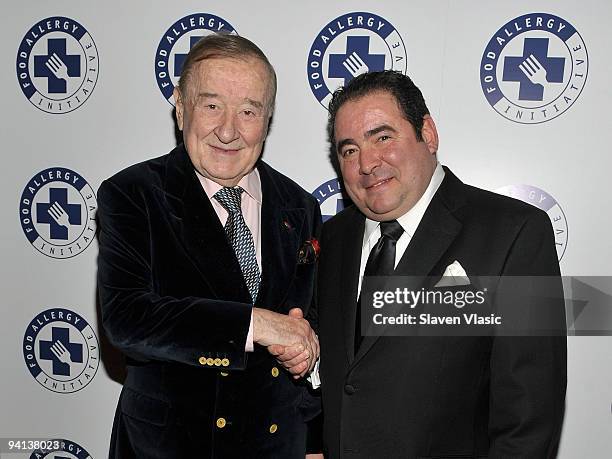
[355,220,404,353]
[214,187,260,303]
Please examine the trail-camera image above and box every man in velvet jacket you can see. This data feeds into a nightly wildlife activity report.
[97,34,321,458]
[314,72,567,458]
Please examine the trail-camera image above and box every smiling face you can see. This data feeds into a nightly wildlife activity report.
[174,57,273,187]
[334,90,439,221]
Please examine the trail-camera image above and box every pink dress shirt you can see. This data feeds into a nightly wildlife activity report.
[197,169,262,352]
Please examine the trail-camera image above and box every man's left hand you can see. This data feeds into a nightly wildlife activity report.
[269,342,311,378]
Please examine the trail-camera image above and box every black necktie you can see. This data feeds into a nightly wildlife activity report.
[214,187,261,303]
[355,220,404,353]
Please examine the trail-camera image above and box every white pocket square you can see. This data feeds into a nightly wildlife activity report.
[434,260,470,287]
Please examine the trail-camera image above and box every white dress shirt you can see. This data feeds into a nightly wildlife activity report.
[357,162,445,298]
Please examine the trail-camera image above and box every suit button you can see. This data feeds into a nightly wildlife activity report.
[214,358,222,366]
[271,367,279,377]
[269,423,278,434]
[216,417,226,429]
[198,357,207,365]
[221,358,230,367]
[344,384,356,395]
[206,358,215,366]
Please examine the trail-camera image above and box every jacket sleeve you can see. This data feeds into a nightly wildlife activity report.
[96,178,252,369]
[488,210,567,458]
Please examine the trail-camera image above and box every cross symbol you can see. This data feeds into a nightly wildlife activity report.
[328,36,385,85]
[36,187,82,240]
[502,37,565,101]
[174,35,204,77]
[33,38,81,94]
[39,326,84,377]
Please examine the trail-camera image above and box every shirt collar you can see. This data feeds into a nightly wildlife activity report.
[197,167,262,204]
[363,162,445,246]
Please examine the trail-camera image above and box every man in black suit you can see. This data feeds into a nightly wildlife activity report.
[315,71,566,458]
[97,34,321,458]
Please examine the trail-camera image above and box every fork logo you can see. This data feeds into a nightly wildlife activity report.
[23,308,99,394]
[155,13,236,105]
[19,168,97,259]
[307,12,407,108]
[481,13,588,124]
[16,17,99,114]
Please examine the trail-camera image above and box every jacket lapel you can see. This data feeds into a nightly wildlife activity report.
[337,208,365,364]
[255,162,305,312]
[159,145,251,303]
[351,168,465,367]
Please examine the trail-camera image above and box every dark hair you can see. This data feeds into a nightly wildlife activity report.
[177,33,277,112]
[327,71,430,149]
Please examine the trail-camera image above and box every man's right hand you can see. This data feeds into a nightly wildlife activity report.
[253,307,319,377]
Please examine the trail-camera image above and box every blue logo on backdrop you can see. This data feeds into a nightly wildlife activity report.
[28,438,93,458]
[307,12,407,108]
[19,168,97,259]
[23,308,100,394]
[480,13,588,123]
[155,13,236,105]
[496,185,568,260]
[16,17,99,114]
[312,178,348,222]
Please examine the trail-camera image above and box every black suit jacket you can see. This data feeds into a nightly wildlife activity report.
[317,168,566,459]
[97,145,322,458]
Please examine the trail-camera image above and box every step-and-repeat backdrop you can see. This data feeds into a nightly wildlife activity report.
[2,1,610,457]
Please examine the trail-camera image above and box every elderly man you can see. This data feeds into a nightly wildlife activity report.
[314,71,566,458]
[97,34,321,458]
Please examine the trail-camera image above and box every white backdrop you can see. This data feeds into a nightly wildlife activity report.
[1,1,611,457]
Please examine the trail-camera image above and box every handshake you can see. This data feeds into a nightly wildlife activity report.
[252,307,319,379]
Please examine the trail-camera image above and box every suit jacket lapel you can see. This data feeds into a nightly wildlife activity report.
[159,145,251,303]
[256,162,305,312]
[336,208,365,364]
[351,168,465,367]
[394,184,464,278]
